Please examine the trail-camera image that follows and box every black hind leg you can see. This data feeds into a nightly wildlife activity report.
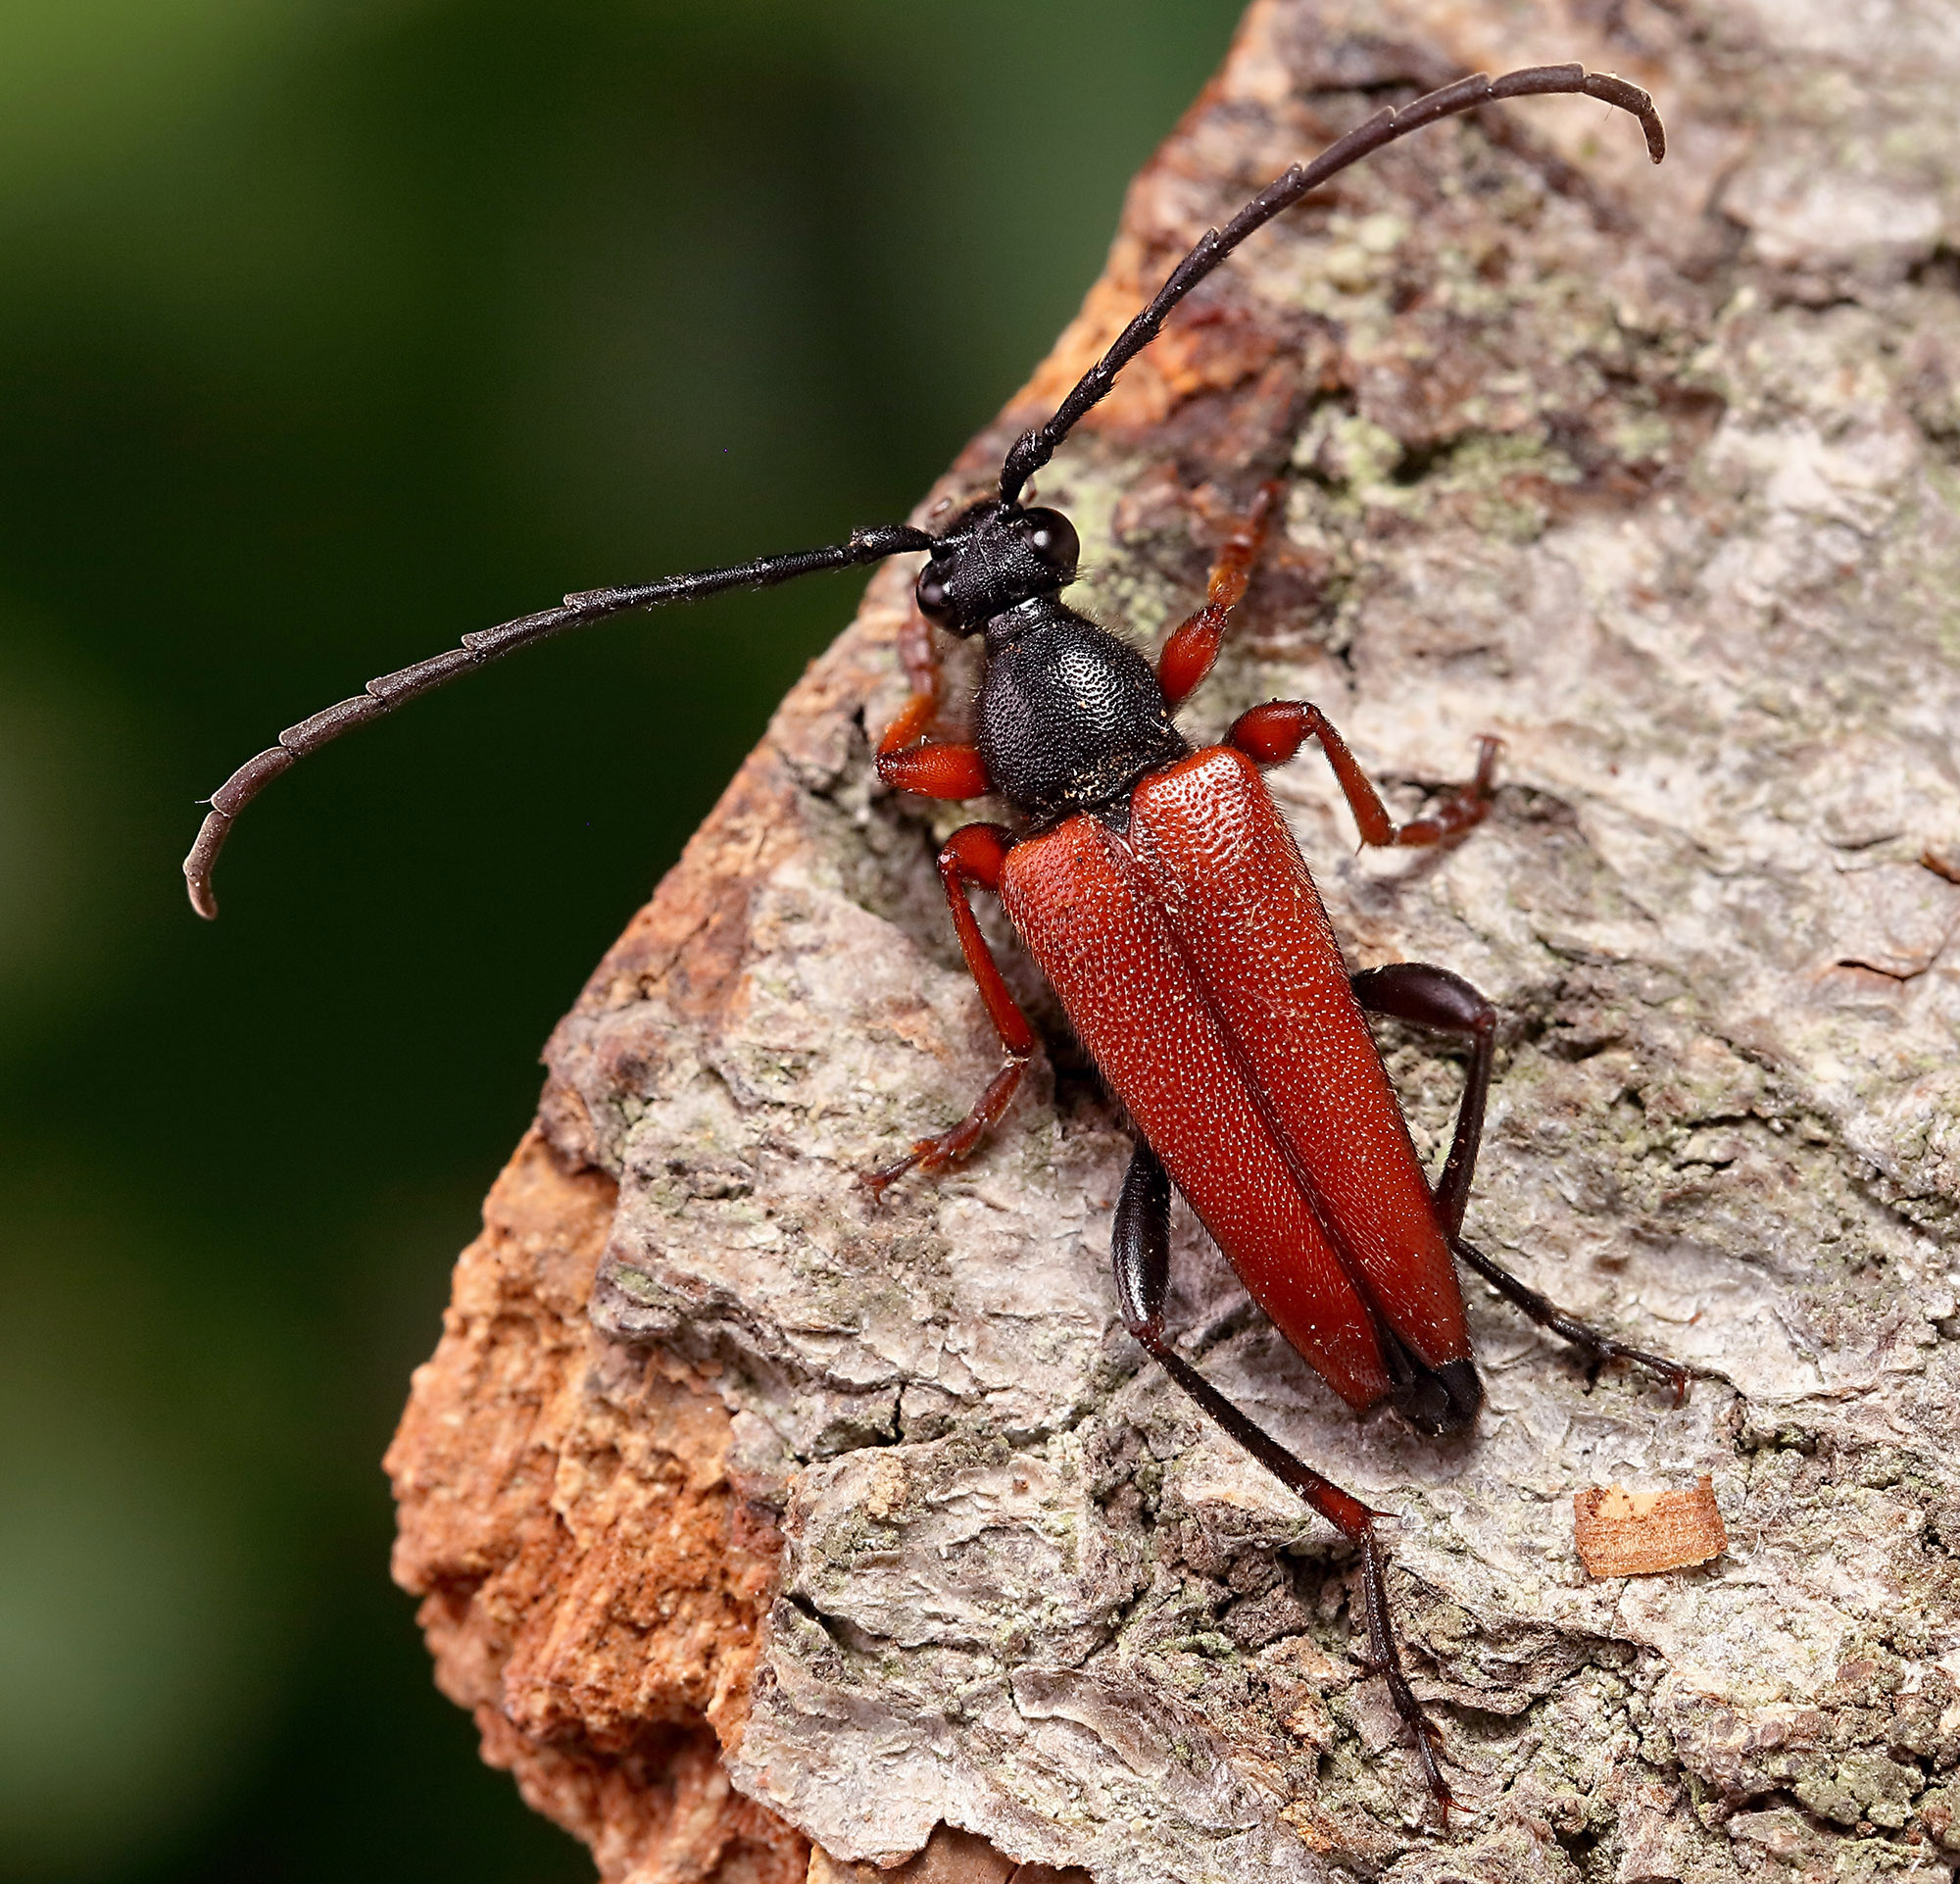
[1111,1138,1453,1819]
[1350,963,1688,1401]
[1450,1235,1689,1401]
[1348,962,1494,1238]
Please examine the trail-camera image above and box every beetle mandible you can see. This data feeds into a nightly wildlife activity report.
[185,62,1688,1819]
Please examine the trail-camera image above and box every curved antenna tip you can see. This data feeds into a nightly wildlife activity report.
[1584,70,1666,163]
[183,810,228,919]
[181,526,932,923]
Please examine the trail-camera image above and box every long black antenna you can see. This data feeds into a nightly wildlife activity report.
[183,523,932,917]
[998,63,1663,505]
[189,64,1661,918]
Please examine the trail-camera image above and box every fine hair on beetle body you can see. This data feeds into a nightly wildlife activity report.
[186,63,1690,1823]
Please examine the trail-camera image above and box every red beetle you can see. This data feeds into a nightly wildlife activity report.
[185,63,1684,1816]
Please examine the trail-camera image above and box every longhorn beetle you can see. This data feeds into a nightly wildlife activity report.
[186,65,1688,1818]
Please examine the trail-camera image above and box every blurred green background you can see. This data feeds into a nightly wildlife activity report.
[0,2,1245,1879]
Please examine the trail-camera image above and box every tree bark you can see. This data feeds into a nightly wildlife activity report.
[387,2,1960,1879]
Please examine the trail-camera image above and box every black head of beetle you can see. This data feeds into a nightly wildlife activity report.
[911,497,1186,827]
[913,500,1081,631]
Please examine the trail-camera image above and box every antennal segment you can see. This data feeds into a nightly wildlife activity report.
[998,64,1663,504]
[183,522,933,917]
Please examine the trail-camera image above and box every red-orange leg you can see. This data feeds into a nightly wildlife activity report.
[876,598,946,757]
[1156,479,1284,710]
[876,604,994,800]
[876,686,938,759]
[1230,701,1500,848]
[876,740,991,800]
[863,823,1037,1197]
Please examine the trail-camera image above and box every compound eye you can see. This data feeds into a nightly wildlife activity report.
[1022,508,1080,581]
[915,562,956,624]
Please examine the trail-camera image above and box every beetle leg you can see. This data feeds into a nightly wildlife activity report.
[1230,703,1499,848]
[876,597,947,753]
[1450,1236,1690,1405]
[1112,1138,1453,1821]
[1349,963,1496,1239]
[1156,480,1284,709]
[875,603,994,800]
[863,823,1036,1196]
[1347,966,1689,1402]
[876,739,992,800]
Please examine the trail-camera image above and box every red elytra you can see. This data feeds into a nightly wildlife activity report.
[1002,744,1470,1411]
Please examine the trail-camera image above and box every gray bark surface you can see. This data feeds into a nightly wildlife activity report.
[504,1,1960,1875]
